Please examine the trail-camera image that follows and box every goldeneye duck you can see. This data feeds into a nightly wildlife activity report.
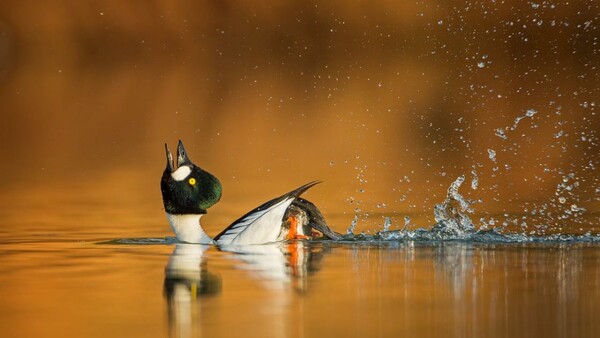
[160,140,341,245]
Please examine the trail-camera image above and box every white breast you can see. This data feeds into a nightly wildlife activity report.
[166,213,214,244]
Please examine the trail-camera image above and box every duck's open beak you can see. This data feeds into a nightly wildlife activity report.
[165,140,194,173]
[165,143,174,173]
[176,140,193,168]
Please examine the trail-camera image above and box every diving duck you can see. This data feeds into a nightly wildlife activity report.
[160,140,341,245]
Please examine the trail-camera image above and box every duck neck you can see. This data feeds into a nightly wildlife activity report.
[166,213,214,244]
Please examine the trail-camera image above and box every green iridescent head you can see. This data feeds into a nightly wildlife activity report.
[161,140,222,214]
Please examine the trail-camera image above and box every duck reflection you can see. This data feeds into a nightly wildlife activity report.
[219,240,328,292]
[163,244,221,338]
[163,241,327,337]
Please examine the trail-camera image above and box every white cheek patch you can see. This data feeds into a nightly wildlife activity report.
[171,166,192,181]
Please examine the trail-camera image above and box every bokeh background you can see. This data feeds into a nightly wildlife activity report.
[0,0,598,236]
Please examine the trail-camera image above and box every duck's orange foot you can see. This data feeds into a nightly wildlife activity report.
[286,216,299,240]
[294,234,310,240]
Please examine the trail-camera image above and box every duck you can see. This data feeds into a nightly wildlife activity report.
[160,140,342,245]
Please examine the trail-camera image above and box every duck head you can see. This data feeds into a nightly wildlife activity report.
[161,140,222,215]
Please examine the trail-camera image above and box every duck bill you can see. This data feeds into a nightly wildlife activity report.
[176,140,193,168]
[165,143,175,173]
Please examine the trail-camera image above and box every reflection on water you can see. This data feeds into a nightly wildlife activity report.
[164,241,328,337]
[0,229,598,338]
[153,238,600,338]
[219,241,327,292]
[164,244,221,338]
[429,242,596,337]
[333,241,599,338]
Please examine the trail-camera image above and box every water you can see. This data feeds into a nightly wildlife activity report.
[0,181,598,338]
[1,229,599,338]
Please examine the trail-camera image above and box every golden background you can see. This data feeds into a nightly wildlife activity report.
[0,1,598,234]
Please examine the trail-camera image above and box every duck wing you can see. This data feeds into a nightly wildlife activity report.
[214,181,321,245]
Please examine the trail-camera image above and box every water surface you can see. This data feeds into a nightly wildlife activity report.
[1,212,599,338]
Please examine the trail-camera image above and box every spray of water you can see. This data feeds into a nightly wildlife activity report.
[342,175,599,243]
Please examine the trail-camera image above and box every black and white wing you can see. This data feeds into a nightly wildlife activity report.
[214,181,320,245]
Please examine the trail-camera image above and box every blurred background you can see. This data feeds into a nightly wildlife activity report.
[0,0,598,236]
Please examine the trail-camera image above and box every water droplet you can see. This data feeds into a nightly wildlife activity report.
[383,217,392,232]
[487,149,497,162]
[525,109,537,117]
[495,128,507,139]
[347,215,358,235]
[470,170,479,190]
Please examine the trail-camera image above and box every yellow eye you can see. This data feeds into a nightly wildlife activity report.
[188,178,196,185]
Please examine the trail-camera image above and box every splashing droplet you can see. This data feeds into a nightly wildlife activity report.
[495,128,507,139]
[433,175,475,235]
[347,214,358,235]
[487,149,497,162]
[383,217,392,232]
[470,170,479,190]
[403,216,411,229]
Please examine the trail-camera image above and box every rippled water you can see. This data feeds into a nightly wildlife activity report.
[0,169,598,338]
[1,205,599,338]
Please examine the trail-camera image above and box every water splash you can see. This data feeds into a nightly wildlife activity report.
[403,216,411,230]
[382,217,392,232]
[433,175,475,235]
[470,170,479,190]
[494,128,507,139]
[493,108,539,141]
[511,109,538,130]
[374,229,600,243]
[341,176,599,243]
[346,214,359,235]
[487,149,497,162]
